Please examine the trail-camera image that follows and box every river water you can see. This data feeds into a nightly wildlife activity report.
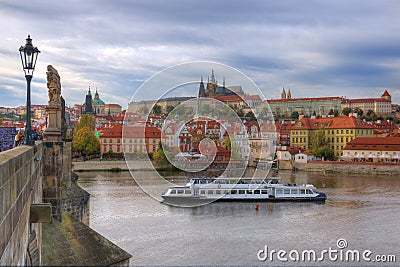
[77,170,399,266]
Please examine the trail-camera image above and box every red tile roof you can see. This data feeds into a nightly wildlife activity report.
[381,90,391,97]
[267,96,342,103]
[341,98,390,104]
[343,137,400,151]
[290,116,374,130]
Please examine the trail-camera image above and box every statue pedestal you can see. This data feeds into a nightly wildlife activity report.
[44,104,62,141]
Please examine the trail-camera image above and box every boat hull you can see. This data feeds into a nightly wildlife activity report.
[162,193,326,207]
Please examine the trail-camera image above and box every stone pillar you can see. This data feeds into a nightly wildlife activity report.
[44,105,61,141]
[42,141,64,221]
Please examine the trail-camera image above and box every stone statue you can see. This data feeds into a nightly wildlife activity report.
[46,65,61,105]
[44,65,62,141]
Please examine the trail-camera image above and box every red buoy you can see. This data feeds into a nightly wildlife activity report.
[255,204,259,211]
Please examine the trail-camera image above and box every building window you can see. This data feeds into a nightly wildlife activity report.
[109,139,112,143]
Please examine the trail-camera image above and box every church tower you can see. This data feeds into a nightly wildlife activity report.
[287,88,292,99]
[198,76,206,97]
[281,87,286,99]
[83,86,95,114]
[206,69,217,97]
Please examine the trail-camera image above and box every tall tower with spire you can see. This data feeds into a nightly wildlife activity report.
[281,87,287,99]
[206,69,217,97]
[198,76,206,97]
[83,86,95,114]
[287,88,292,99]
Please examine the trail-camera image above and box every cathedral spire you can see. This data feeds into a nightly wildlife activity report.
[281,87,286,99]
[88,86,92,96]
[210,68,216,84]
[199,75,206,97]
[287,88,291,99]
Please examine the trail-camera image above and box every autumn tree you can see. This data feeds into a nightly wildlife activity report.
[153,141,170,167]
[72,126,100,155]
[310,129,326,152]
[76,114,95,131]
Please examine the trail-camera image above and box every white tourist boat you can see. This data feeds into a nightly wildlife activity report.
[161,177,327,206]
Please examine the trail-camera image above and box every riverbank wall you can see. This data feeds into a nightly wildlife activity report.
[294,161,400,175]
[72,160,153,171]
[74,160,400,175]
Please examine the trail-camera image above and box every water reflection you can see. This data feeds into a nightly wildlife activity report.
[77,170,400,266]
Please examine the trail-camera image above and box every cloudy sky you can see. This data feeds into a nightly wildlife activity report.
[0,0,399,108]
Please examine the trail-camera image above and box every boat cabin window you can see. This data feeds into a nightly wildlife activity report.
[201,190,206,195]
[216,190,221,194]
[239,190,245,194]
[291,189,298,194]
[171,190,177,194]
[301,189,306,194]
[284,189,290,194]
[246,190,253,194]
[177,190,184,194]
[254,190,260,194]
[185,190,191,194]
[306,189,313,194]
[231,190,237,194]
[276,189,283,194]
[261,190,268,194]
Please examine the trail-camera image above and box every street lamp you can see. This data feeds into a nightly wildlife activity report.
[19,35,40,145]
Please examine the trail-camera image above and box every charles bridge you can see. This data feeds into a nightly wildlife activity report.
[0,66,131,266]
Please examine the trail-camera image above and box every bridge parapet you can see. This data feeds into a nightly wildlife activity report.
[0,144,44,266]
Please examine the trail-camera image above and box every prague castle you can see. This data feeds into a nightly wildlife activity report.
[267,88,392,117]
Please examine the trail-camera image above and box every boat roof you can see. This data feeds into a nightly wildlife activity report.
[189,177,280,181]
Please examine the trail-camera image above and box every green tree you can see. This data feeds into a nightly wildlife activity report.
[245,111,256,121]
[315,146,334,160]
[342,107,352,116]
[76,114,95,131]
[151,104,162,115]
[237,108,245,118]
[328,109,334,116]
[72,126,100,155]
[291,111,299,120]
[333,109,339,117]
[310,129,326,152]
[166,105,175,114]
[354,107,363,117]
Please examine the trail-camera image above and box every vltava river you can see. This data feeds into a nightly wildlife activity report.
[77,170,399,266]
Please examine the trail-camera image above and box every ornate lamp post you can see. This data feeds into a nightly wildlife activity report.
[19,35,40,145]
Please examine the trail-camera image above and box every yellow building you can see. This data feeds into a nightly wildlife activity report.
[290,116,374,157]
